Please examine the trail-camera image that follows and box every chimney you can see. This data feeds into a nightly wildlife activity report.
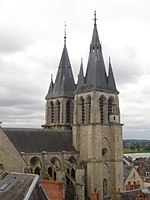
[90,189,99,200]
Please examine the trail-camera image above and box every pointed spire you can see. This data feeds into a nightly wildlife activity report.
[45,74,54,99]
[108,57,117,91]
[76,59,84,91]
[46,25,75,98]
[51,74,53,83]
[85,12,107,90]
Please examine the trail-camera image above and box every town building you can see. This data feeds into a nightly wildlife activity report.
[123,164,144,190]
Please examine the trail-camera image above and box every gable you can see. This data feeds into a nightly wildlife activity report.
[124,165,144,187]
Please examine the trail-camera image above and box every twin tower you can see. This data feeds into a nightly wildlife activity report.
[44,12,123,199]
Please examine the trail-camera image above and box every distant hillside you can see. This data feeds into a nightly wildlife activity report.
[123,139,150,144]
[123,139,150,153]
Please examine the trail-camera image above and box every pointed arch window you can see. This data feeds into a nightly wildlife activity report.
[66,99,71,123]
[103,178,108,196]
[48,167,57,180]
[48,167,52,177]
[108,97,113,122]
[66,176,70,185]
[80,97,85,124]
[99,96,105,124]
[56,100,60,123]
[71,168,75,179]
[54,171,57,180]
[50,101,54,123]
[86,96,91,123]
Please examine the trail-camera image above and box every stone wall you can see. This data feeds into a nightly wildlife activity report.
[0,128,25,174]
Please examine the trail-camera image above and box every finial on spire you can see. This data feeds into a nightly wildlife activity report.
[64,21,67,45]
[93,10,98,25]
[51,74,53,83]
[109,56,111,65]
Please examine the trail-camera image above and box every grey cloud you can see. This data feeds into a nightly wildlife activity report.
[119,75,150,139]
[0,28,33,54]
[0,103,44,128]
[111,45,143,85]
[0,57,46,127]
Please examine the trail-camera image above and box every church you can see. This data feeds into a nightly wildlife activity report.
[0,12,123,200]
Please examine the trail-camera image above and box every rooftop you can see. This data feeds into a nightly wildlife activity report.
[0,172,46,200]
[2,127,76,153]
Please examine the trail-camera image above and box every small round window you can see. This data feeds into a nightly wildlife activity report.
[102,148,108,157]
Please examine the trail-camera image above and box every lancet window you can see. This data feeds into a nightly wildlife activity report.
[86,95,91,123]
[66,99,71,123]
[56,100,60,123]
[103,178,108,196]
[99,96,105,124]
[50,101,54,123]
[80,97,85,124]
[108,97,113,122]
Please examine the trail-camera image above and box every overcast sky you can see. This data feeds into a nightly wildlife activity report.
[0,0,150,139]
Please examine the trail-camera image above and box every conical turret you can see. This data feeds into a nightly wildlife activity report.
[45,74,54,99]
[108,57,117,91]
[76,59,84,91]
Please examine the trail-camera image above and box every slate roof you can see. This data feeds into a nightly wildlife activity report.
[123,164,132,182]
[2,128,76,153]
[0,172,47,200]
[46,77,53,99]
[46,43,75,99]
[85,21,108,90]
[76,13,118,94]
[76,60,84,91]
[121,187,150,200]
[108,57,117,91]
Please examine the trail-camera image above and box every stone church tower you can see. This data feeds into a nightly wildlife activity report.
[44,30,75,130]
[0,12,123,200]
[43,12,123,199]
[73,12,123,199]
